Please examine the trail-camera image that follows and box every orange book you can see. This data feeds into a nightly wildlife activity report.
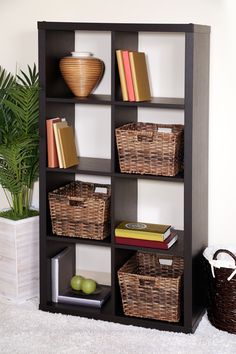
[122,51,135,101]
[46,118,61,168]
[116,50,128,101]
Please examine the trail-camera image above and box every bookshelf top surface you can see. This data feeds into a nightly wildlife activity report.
[38,22,210,33]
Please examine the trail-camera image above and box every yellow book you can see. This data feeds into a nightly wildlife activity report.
[57,126,79,168]
[129,51,151,102]
[115,221,171,241]
[53,121,68,168]
[116,50,129,101]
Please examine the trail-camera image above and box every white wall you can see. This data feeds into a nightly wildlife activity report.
[1,0,236,277]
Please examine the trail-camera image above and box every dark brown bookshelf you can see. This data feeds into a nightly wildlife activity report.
[38,21,210,334]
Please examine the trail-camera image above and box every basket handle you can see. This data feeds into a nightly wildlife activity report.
[139,278,156,288]
[137,131,154,142]
[213,249,236,264]
[67,196,85,207]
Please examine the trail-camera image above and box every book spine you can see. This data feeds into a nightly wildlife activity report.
[116,50,128,101]
[115,231,165,241]
[122,51,135,101]
[129,52,140,101]
[53,124,64,168]
[57,127,66,168]
[115,237,169,249]
[46,119,60,168]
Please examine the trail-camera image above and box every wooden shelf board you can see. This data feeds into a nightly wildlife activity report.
[47,157,111,176]
[38,22,210,34]
[46,94,112,105]
[39,301,188,332]
[114,97,184,109]
[115,313,186,332]
[40,296,113,319]
[46,95,184,109]
[114,172,184,182]
[47,235,111,247]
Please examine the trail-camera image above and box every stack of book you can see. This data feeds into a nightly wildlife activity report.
[115,221,178,250]
[116,50,151,102]
[46,117,79,169]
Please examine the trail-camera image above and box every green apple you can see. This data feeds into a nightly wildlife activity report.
[81,279,97,294]
[70,275,84,291]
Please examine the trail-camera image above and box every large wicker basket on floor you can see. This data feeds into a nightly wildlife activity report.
[205,249,236,334]
[49,181,111,240]
[118,252,184,322]
[115,123,184,176]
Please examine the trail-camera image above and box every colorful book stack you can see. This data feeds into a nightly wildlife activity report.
[46,117,79,169]
[116,50,151,102]
[115,221,178,250]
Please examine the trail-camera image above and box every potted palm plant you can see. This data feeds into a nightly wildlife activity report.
[0,65,39,302]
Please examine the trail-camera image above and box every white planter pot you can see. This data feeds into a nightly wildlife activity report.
[0,215,39,303]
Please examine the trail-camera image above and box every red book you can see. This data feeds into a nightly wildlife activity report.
[46,117,61,168]
[115,232,178,250]
[122,51,136,101]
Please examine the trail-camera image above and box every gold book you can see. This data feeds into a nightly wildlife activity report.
[58,126,79,168]
[129,51,151,102]
[115,221,171,241]
[116,50,129,101]
[53,121,68,168]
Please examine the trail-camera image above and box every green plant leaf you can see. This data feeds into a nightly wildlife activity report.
[0,64,39,218]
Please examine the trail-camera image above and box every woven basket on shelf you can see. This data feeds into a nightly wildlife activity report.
[205,249,236,334]
[115,123,184,176]
[118,252,184,322]
[48,181,111,240]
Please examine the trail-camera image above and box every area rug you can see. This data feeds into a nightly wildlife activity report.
[0,297,235,354]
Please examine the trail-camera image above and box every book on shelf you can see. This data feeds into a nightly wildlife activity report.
[129,51,151,102]
[53,120,68,168]
[122,50,136,101]
[116,49,151,102]
[115,231,178,250]
[51,247,111,308]
[115,221,171,241]
[116,50,128,101]
[46,117,61,168]
[57,125,79,168]
[53,119,78,169]
[60,285,111,308]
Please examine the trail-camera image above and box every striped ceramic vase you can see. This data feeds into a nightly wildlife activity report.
[59,52,104,97]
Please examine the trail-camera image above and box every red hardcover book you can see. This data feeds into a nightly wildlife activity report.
[122,51,136,101]
[115,232,178,250]
[46,117,61,168]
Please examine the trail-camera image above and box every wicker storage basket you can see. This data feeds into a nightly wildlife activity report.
[118,252,184,322]
[204,249,236,334]
[49,181,111,240]
[115,123,184,176]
